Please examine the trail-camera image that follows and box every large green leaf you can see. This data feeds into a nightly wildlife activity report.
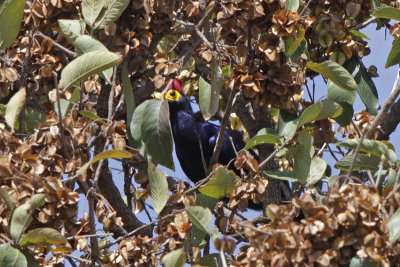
[389,208,400,243]
[386,37,400,68]
[5,88,26,133]
[306,61,357,91]
[187,206,212,234]
[20,228,72,253]
[148,162,169,216]
[82,0,105,27]
[74,35,113,83]
[327,80,356,104]
[0,0,26,49]
[244,128,281,149]
[337,139,396,163]
[297,99,342,129]
[373,4,400,21]
[9,203,33,243]
[129,99,149,148]
[93,0,130,30]
[308,157,327,185]
[199,60,223,121]
[290,130,314,183]
[122,64,135,130]
[60,51,121,91]
[335,154,382,172]
[277,110,298,140]
[76,149,132,176]
[161,249,186,267]
[58,19,86,43]
[343,57,379,115]
[0,244,27,267]
[198,166,241,199]
[141,99,174,170]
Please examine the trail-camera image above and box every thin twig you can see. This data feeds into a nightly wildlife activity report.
[351,17,378,31]
[87,188,99,264]
[208,88,239,173]
[34,30,77,58]
[196,131,209,175]
[347,69,400,176]
[259,139,291,172]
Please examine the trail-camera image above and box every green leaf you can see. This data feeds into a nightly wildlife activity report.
[343,57,379,115]
[386,37,400,68]
[349,256,376,267]
[58,19,86,43]
[76,149,132,176]
[349,30,370,40]
[389,208,400,243]
[373,4,400,21]
[9,194,46,244]
[20,228,72,253]
[196,253,232,267]
[337,139,396,163]
[60,51,121,91]
[307,61,357,91]
[9,203,32,243]
[284,28,305,56]
[334,102,354,127]
[277,110,298,140]
[23,108,46,134]
[285,0,299,11]
[80,110,105,124]
[297,99,342,129]
[335,154,382,172]
[290,130,314,183]
[30,194,45,211]
[141,99,174,170]
[264,171,297,182]
[74,35,113,83]
[308,157,327,185]
[82,0,105,27]
[129,99,149,148]
[244,128,281,149]
[327,80,356,105]
[199,166,241,199]
[5,88,26,132]
[161,249,186,267]
[0,244,27,267]
[199,64,222,120]
[148,162,169,216]
[54,99,72,118]
[0,187,15,211]
[21,251,40,267]
[0,0,26,49]
[122,64,135,129]
[196,193,218,210]
[93,0,130,30]
[187,206,212,234]
[92,149,132,164]
[384,168,397,191]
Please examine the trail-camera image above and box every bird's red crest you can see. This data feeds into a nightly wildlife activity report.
[170,78,183,93]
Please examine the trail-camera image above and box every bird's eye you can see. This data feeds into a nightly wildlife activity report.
[170,91,176,97]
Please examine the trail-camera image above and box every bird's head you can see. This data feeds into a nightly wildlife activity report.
[164,78,184,102]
